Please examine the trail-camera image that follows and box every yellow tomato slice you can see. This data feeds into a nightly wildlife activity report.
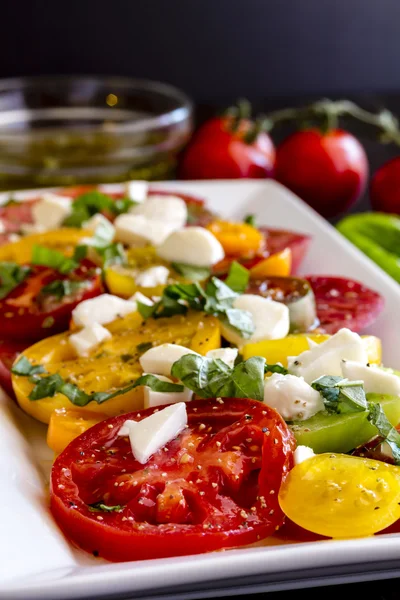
[47,408,106,455]
[242,334,381,366]
[249,248,292,278]
[279,453,400,538]
[0,229,90,264]
[13,311,220,424]
[206,220,264,255]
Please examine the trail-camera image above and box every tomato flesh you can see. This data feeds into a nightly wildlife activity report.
[306,275,384,334]
[0,260,102,341]
[0,338,27,398]
[50,398,295,562]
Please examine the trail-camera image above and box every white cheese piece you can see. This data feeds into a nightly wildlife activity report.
[140,343,199,377]
[156,227,225,267]
[142,374,193,408]
[206,347,238,369]
[288,328,368,384]
[8,233,21,243]
[114,214,177,247]
[128,291,154,308]
[20,223,47,235]
[135,265,169,288]
[220,294,290,348]
[263,373,324,421]
[125,180,149,203]
[380,441,394,459]
[72,294,137,327]
[69,323,112,357]
[118,402,188,464]
[294,445,316,465]
[31,193,72,230]
[341,360,400,396]
[130,194,187,228]
[83,213,115,238]
[0,220,5,234]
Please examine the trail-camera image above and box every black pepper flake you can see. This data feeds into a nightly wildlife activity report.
[245,414,252,421]
[92,550,99,557]
[262,427,268,433]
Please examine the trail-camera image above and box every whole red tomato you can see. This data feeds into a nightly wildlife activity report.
[275,129,369,218]
[370,156,400,213]
[179,117,275,179]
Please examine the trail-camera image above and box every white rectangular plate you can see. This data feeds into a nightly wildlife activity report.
[2,180,400,600]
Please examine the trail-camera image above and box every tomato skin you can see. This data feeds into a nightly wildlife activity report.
[370,157,400,213]
[50,398,295,562]
[0,339,27,398]
[179,117,276,180]
[0,260,103,341]
[275,129,369,218]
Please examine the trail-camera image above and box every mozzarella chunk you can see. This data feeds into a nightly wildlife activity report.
[129,291,154,307]
[125,180,149,203]
[206,347,238,369]
[380,441,394,459]
[72,294,137,327]
[288,328,368,384]
[135,265,169,288]
[83,213,115,237]
[8,233,21,243]
[294,445,316,465]
[69,323,112,357]
[130,194,187,228]
[142,374,193,408]
[156,227,225,267]
[341,360,400,395]
[140,343,199,377]
[264,373,324,421]
[31,193,72,230]
[220,294,290,348]
[114,214,177,246]
[0,220,5,234]
[118,402,187,464]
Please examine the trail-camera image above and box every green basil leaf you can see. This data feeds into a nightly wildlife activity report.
[367,402,400,465]
[40,279,87,300]
[136,342,153,353]
[224,261,249,294]
[88,502,124,513]
[222,308,254,339]
[63,191,115,228]
[32,245,78,274]
[265,363,289,375]
[113,197,137,215]
[311,375,368,413]
[29,373,64,400]
[171,354,265,401]
[171,263,211,282]
[137,299,159,319]
[243,214,256,227]
[0,262,31,299]
[11,356,46,376]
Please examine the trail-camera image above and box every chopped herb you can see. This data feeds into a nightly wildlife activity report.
[171,263,210,281]
[40,279,87,300]
[88,502,125,513]
[243,214,256,227]
[80,222,126,270]
[42,316,55,329]
[136,342,153,353]
[11,356,45,376]
[31,245,80,274]
[311,375,368,414]
[265,363,289,375]
[121,354,134,362]
[0,262,31,299]
[367,402,400,465]
[63,191,135,228]
[223,261,249,294]
[171,354,265,401]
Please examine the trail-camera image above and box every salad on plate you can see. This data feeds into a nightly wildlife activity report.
[1,180,398,563]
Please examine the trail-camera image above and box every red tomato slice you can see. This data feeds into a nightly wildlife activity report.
[306,275,384,334]
[0,338,27,398]
[0,260,102,341]
[50,398,295,562]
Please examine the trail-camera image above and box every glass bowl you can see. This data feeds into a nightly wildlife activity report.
[0,76,193,189]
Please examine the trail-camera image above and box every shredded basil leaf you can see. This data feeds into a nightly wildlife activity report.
[88,502,125,513]
[171,263,211,281]
[40,279,88,299]
[311,375,368,414]
[223,261,249,294]
[171,354,265,401]
[31,245,80,274]
[265,363,289,375]
[63,191,134,228]
[136,342,153,353]
[243,214,256,227]
[11,356,45,376]
[0,262,31,299]
[80,223,126,269]
[367,402,400,465]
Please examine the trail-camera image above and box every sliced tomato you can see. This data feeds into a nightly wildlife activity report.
[50,398,295,562]
[0,338,27,398]
[306,275,384,334]
[0,260,102,341]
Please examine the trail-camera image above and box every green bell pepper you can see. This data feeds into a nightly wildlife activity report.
[337,212,400,283]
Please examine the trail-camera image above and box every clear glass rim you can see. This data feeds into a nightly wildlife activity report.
[0,75,193,140]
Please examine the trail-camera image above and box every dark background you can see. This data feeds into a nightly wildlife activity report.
[1,0,400,102]
[2,1,400,596]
